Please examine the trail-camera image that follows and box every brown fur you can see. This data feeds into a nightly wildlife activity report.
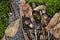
[46,13,60,38]
[5,18,21,37]
[19,3,32,17]
[46,13,60,31]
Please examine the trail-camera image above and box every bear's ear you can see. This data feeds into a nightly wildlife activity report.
[24,3,32,17]
[19,3,32,17]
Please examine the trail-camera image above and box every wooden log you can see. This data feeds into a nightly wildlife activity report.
[9,0,18,9]
[9,0,19,18]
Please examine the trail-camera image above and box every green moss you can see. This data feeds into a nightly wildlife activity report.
[0,0,9,38]
[28,0,60,16]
